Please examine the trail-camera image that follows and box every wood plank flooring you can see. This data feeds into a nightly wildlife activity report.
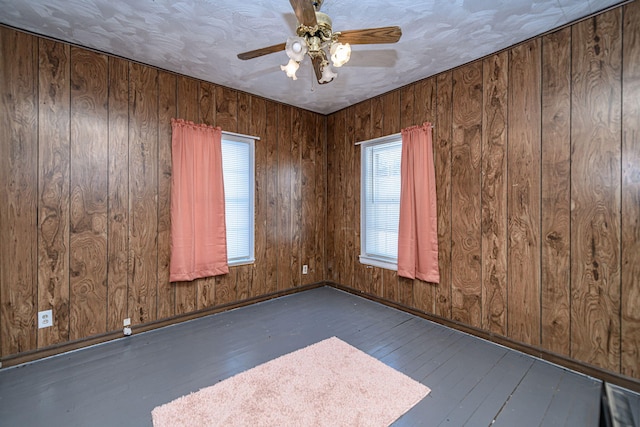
[0,286,636,426]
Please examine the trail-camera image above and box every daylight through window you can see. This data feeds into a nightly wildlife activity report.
[360,135,402,270]
[221,134,255,266]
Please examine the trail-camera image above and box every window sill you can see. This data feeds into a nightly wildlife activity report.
[228,258,255,267]
[358,255,397,271]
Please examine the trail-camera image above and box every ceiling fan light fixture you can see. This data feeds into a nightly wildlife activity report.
[236,1,402,86]
[319,63,337,83]
[285,36,308,62]
[330,42,351,67]
[281,58,300,80]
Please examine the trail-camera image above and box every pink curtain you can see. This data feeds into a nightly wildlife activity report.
[170,118,229,282]
[397,122,440,283]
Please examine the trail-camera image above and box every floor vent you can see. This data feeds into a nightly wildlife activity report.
[601,382,637,427]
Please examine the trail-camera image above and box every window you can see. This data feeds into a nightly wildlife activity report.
[221,134,255,266]
[360,135,402,270]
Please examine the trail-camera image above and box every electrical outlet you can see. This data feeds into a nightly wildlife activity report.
[123,318,132,336]
[38,310,53,329]
[302,264,308,274]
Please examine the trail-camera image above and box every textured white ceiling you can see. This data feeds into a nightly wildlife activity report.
[0,0,623,114]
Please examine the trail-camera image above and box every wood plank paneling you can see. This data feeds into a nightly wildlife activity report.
[237,92,250,133]
[330,110,351,283]
[451,62,483,328]
[396,221,414,307]
[435,72,453,319]
[290,109,303,288]
[107,57,130,331]
[482,52,508,336]
[69,48,108,340]
[381,91,401,302]
[314,115,326,284]
[300,109,317,285]
[156,70,176,320]
[198,81,216,126]
[507,39,542,346]
[346,105,356,291]
[415,78,437,126]
[621,0,640,379]
[541,28,572,356]
[276,104,293,291]
[177,76,199,123]
[353,101,371,294]
[570,10,622,372]
[335,107,352,287]
[215,86,238,131]
[400,85,415,127]
[0,28,38,356]
[325,112,340,283]
[37,39,70,347]
[235,266,250,302]
[264,100,279,294]
[128,62,158,326]
[250,96,267,297]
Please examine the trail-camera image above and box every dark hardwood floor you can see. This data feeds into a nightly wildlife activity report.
[0,286,637,426]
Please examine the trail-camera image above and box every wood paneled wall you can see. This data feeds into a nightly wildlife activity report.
[0,2,638,384]
[326,2,640,381]
[0,26,326,359]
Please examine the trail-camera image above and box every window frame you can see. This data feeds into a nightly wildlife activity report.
[221,133,255,267]
[359,134,402,271]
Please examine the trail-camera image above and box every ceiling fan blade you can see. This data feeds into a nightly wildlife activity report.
[237,42,286,60]
[336,26,402,45]
[289,0,317,27]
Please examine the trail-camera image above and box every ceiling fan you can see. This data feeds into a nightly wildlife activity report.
[237,0,402,84]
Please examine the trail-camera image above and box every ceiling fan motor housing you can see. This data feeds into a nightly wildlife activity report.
[297,11,333,52]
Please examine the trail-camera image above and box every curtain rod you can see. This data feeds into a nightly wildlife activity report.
[222,130,261,141]
[355,132,400,146]
[354,124,435,146]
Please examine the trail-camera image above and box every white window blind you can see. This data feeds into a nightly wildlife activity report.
[360,136,402,270]
[221,134,255,266]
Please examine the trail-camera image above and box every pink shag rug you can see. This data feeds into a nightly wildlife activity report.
[151,336,430,426]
